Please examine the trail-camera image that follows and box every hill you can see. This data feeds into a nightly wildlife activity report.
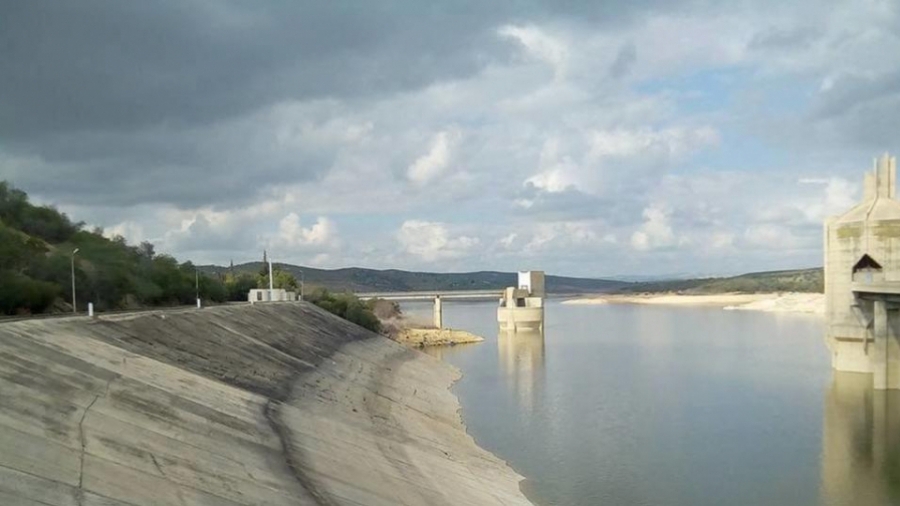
[0,181,242,315]
[616,267,823,294]
[200,262,632,294]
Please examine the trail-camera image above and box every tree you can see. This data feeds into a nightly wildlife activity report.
[138,241,155,260]
[257,268,299,291]
[225,273,257,301]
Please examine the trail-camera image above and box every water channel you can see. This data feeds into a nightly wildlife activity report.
[402,299,900,506]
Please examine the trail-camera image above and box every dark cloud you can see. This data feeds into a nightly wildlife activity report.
[3,116,335,208]
[0,2,507,138]
[747,25,821,52]
[1,1,699,139]
[807,71,900,149]
[609,42,637,78]
[0,0,703,209]
[813,71,900,120]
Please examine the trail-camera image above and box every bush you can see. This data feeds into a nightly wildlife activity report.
[305,288,382,333]
[0,271,59,315]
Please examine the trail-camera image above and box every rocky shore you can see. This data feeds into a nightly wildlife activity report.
[393,327,485,347]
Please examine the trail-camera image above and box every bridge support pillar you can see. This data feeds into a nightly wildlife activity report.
[433,296,443,329]
[875,300,889,389]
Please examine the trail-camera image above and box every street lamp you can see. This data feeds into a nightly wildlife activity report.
[71,248,79,314]
[298,270,305,301]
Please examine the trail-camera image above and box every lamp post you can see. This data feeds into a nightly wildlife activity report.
[195,268,200,308]
[268,259,274,301]
[71,248,79,314]
[298,269,304,301]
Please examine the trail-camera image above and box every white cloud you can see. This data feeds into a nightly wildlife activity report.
[525,138,579,193]
[525,126,720,198]
[631,206,678,251]
[743,224,802,250]
[103,221,146,244]
[523,221,609,254]
[407,129,461,185]
[276,213,339,249]
[797,177,858,221]
[588,127,720,161]
[396,220,480,262]
[499,233,518,248]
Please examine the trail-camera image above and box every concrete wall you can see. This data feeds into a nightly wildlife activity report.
[826,154,900,388]
[517,271,545,298]
[498,305,544,332]
[248,289,295,303]
[0,304,534,505]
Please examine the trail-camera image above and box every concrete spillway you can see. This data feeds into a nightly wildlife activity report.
[0,303,533,505]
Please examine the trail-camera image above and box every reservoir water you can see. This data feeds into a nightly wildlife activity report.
[402,299,900,506]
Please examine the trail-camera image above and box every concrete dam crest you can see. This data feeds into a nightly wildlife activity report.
[0,303,533,506]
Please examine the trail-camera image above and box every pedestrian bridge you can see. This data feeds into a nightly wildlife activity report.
[356,290,503,301]
[357,290,503,328]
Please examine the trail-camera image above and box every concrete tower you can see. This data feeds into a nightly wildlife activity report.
[825,153,900,389]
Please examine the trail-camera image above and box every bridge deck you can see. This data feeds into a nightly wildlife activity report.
[357,290,503,301]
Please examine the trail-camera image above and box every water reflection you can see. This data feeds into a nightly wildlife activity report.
[497,330,545,414]
[822,372,900,505]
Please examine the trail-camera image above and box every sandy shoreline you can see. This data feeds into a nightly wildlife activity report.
[563,292,825,315]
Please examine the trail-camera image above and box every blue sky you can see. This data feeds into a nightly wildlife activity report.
[2,1,899,277]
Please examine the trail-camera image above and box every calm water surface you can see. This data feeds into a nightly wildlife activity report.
[403,300,900,506]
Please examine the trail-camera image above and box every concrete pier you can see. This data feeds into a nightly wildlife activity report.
[433,295,443,329]
[874,300,889,389]
[497,271,545,333]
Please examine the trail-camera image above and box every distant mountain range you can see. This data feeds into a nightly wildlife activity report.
[200,262,824,295]
[200,262,631,294]
[617,267,824,294]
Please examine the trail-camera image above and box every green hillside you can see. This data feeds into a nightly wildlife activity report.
[201,262,632,294]
[0,182,234,315]
[617,268,824,294]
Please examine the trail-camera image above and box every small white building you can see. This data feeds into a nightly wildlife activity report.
[248,289,297,303]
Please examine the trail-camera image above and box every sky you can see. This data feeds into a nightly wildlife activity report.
[2,1,900,278]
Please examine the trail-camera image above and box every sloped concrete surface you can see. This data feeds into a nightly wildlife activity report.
[0,303,533,506]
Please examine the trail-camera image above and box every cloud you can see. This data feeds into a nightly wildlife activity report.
[407,129,461,185]
[3,0,896,277]
[276,214,339,249]
[396,220,480,262]
[525,138,580,193]
[609,42,638,78]
[588,126,720,161]
[797,177,859,221]
[743,224,803,250]
[498,24,569,79]
[631,206,679,251]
